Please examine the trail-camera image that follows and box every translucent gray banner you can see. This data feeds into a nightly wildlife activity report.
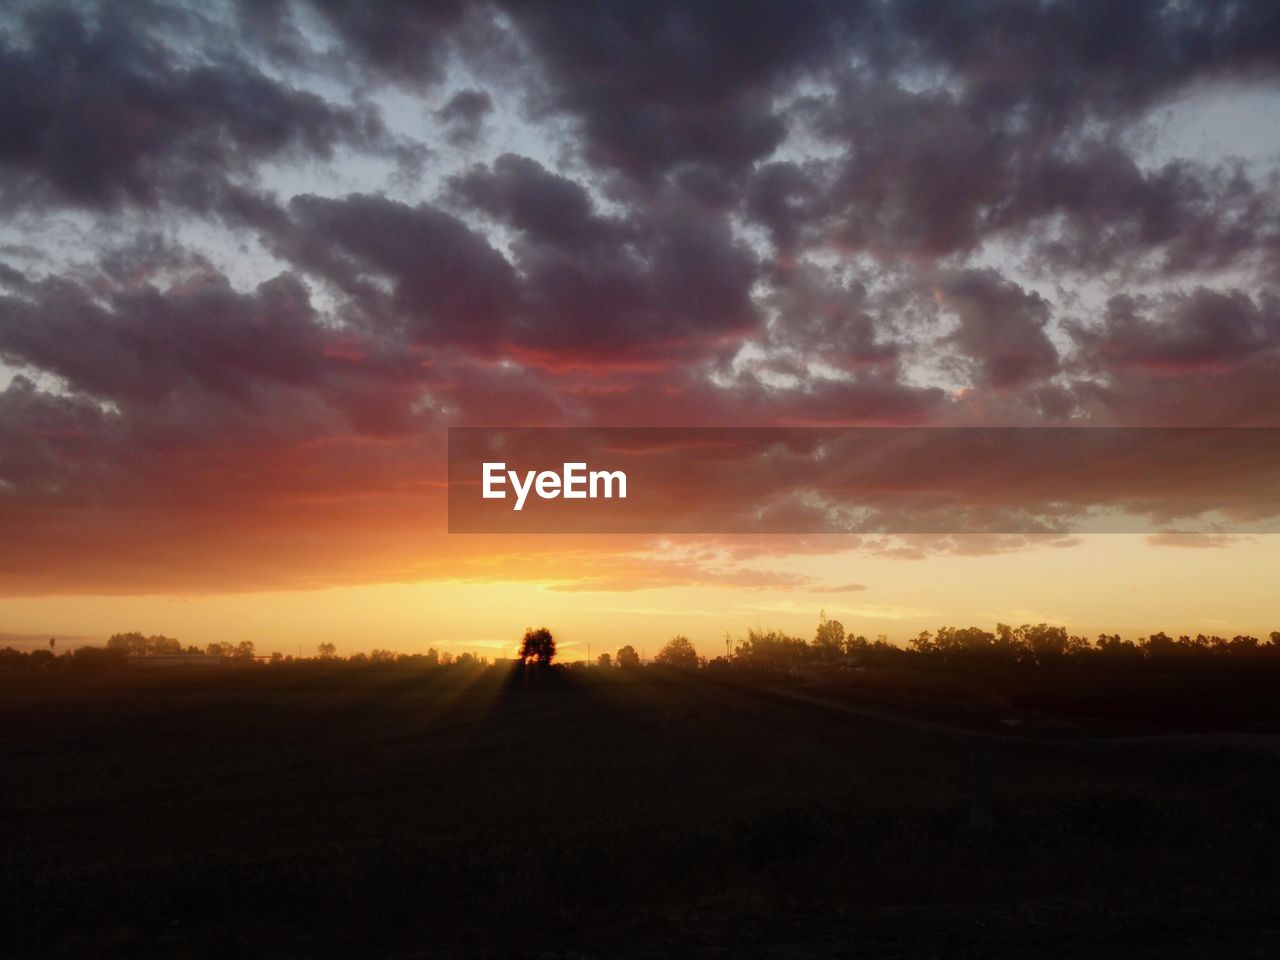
[448,428,1280,534]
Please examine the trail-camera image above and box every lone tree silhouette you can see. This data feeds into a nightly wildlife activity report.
[519,627,556,666]
[616,644,641,669]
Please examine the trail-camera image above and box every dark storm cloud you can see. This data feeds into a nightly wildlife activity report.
[998,148,1273,276]
[889,0,1280,120]
[0,375,120,501]
[762,78,1276,271]
[7,0,1279,227]
[0,251,436,441]
[5,0,1280,591]
[508,184,759,361]
[498,1,1280,274]
[284,192,521,350]
[492,0,1280,249]
[798,79,1011,258]
[938,270,1060,389]
[0,270,329,404]
[0,3,390,211]
[446,155,761,361]
[745,161,827,260]
[756,264,901,371]
[306,0,469,87]
[449,153,620,250]
[436,88,493,147]
[500,1,864,183]
[1070,288,1280,375]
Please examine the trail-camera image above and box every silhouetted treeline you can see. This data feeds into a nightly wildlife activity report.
[0,638,489,672]
[4,616,1279,674]
[615,619,1280,675]
[721,615,1280,674]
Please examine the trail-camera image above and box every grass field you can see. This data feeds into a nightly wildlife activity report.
[2,664,1279,958]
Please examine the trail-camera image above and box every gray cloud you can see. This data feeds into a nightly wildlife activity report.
[0,3,391,211]
[4,0,1280,590]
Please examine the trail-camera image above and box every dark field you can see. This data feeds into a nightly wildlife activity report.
[3,665,1280,958]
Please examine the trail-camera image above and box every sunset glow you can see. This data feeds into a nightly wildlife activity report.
[3,1,1279,656]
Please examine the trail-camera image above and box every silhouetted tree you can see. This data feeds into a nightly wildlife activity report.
[909,630,934,654]
[152,635,182,654]
[29,648,55,667]
[1096,633,1141,662]
[519,627,555,666]
[616,645,641,669]
[105,632,184,656]
[813,612,846,661]
[596,652,612,667]
[318,642,337,659]
[654,635,699,668]
[1230,634,1261,654]
[844,633,870,657]
[933,626,998,658]
[736,629,808,667]
[107,632,150,656]
[1143,632,1178,658]
[1016,623,1069,665]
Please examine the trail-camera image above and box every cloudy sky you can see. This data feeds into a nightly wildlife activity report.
[2,0,1279,656]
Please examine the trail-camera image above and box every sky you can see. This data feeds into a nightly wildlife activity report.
[1,0,1279,659]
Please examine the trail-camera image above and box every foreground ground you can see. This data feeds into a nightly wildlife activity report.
[1,664,1278,958]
